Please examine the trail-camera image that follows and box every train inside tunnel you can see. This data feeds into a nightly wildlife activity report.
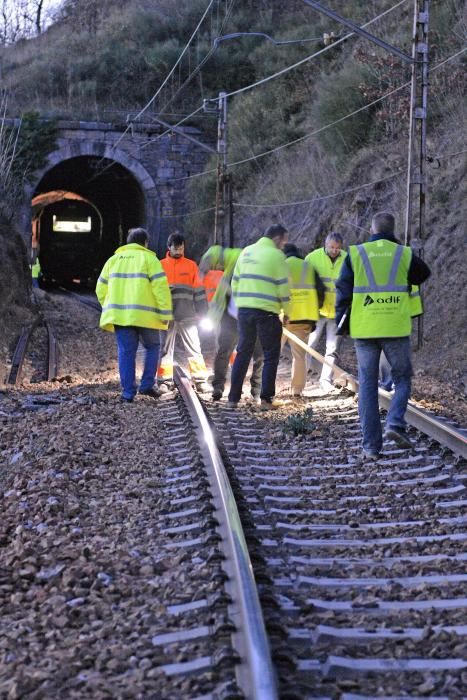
[32,155,147,288]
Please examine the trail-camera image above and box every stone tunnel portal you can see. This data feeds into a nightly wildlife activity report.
[32,155,147,286]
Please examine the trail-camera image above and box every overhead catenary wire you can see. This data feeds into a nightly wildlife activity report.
[229,46,467,169]
[213,31,325,48]
[158,0,238,116]
[229,83,410,168]
[146,0,410,153]
[233,169,404,209]
[160,206,216,219]
[87,0,217,179]
[127,0,216,123]
[166,44,467,183]
[428,147,467,162]
[167,169,404,220]
[150,46,466,221]
[204,0,410,102]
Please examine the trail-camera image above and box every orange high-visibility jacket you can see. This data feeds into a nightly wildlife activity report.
[161,253,208,321]
[203,269,223,303]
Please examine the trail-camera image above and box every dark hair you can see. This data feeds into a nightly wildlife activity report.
[325,231,343,245]
[372,212,395,234]
[127,227,149,245]
[264,224,288,240]
[167,233,185,247]
[283,243,303,258]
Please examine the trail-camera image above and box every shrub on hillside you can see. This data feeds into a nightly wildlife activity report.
[310,62,377,161]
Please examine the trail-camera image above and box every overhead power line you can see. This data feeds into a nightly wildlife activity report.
[137,0,411,158]
[213,31,325,48]
[159,171,403,220]
[160,206,216,219]
[165,43,467,181]
[159,0,238,116]
[204,0,410,102]
[132,0,216,122]
[233,170,404,209]
[89,0,217,175]
[229,82,410,168]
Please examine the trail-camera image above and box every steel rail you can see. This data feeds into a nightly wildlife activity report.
[378,387,467,459]
[7,318,61,385]
[57,287,102,312]
[7,321,39,385]
[283,327,467,459]
[45,320,59,381]
[173,365,279,700]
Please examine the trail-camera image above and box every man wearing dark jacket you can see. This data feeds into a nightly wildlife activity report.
[335,212,430,458]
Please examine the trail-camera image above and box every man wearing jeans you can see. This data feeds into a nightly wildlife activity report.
[227,224,290,410]
[335,212,430,457]
[96,228,172,402]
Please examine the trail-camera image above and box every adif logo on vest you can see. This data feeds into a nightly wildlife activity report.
[364,294,401,306]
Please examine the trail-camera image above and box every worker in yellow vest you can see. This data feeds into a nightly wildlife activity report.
[282,243,320,397]
[31,257,41,289]
[335,212,430,457]
[305,232,347,392]
[96,227,172,402]
[199,245,263,402]
[228,224,290,410]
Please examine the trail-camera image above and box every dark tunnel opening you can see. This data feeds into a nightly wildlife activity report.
[32,156,146,287]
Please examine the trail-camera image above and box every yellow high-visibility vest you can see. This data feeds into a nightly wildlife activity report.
[31,259,41,279]
[349,239,412,338]
[409,284,423,317]
[232,237,290,316]
[285,256,319,321]
[305,247,346,318]
[96,243,172,332]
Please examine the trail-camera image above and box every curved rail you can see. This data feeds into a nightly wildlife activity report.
[173,365,279,700]
[7,318,59,385]
[7,322,38,385]
[283,327,467,459]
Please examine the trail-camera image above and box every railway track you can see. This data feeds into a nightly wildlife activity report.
[165,363,465,698]
[7,312,59,385]
[4,292,466,697]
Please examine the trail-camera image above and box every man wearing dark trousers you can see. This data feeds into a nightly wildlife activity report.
[227,224,290,410]
[335,212,430,457]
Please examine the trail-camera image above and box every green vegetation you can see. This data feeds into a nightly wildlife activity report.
[0,0,464,238]
[282,406,316,437]
[1,109,58,217]
[10,112,58,181]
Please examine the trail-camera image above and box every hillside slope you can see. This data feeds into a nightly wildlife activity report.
[0,0,465,389]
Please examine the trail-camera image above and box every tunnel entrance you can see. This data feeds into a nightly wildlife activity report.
[32,156,146,287]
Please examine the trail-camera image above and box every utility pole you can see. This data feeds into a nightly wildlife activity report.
[215,91,227,246]
[303,0,429,347]
[405,1,429,248]
[405,1,429,349]
[205,91,234,247]
[215,91,234,246]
